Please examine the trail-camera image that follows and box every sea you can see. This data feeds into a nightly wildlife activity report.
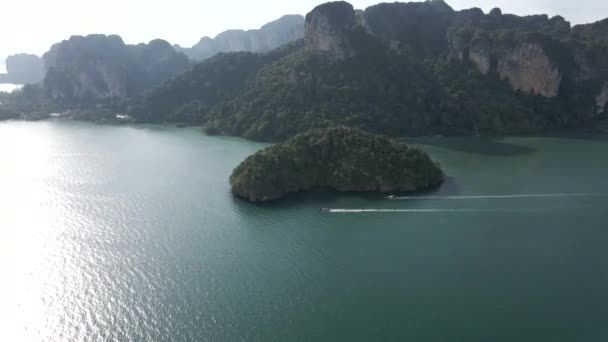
[1,120,607,341]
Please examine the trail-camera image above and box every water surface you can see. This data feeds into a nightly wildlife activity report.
[1,121,607,341]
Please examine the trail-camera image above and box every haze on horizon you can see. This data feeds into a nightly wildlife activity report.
[0,0,605,60]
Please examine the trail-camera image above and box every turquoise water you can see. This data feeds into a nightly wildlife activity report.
[1,121,607,341]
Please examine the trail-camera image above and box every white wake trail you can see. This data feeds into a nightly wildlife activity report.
[389,193,607,200]
[328,208,528,213]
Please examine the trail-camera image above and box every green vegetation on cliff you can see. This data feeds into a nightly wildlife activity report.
[206,40,432,140]
[206,41,567,141]
[230,126,444,202]
[129,41,304,125]
[122,1,608,141]
[4,1,608,140]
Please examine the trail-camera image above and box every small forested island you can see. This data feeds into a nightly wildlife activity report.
[230,126,444,202]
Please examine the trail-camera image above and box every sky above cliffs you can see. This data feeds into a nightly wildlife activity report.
[0,0,606,60]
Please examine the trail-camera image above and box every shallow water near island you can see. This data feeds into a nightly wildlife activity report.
[1,121,608,342]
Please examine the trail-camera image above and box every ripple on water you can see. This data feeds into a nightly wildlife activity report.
[2,122,608,341]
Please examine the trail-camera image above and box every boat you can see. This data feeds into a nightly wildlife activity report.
[388,195,396,199]
[321,208,330,212]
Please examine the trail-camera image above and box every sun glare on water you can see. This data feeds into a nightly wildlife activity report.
[0,123,66,341]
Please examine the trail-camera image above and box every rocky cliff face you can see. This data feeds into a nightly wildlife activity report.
[0,54,44,84]
[304,2,358,58]
[597,83,608,113]
[467,38,492,74]
[497,43,561,97]
[363,1,454,56]
[47,63,127,100]
[446,16,572,98]
[305,2,580,100]
[469,48,491,75]
[304,1,454,59]
[133,39,192,88]
[177,15,304,61]
[43,35,190,104]
[21,0,607,135]
[99,0,608,140]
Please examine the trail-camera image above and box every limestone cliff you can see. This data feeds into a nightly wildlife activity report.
[363,1,454,56]
[43,35,190,104]
[469,45,491,75]
[198,0,607,140]
[446,12,571,98]
[497,43,561,97]
[176,15,304,61]
[464,32,492,75]
[304,1,455,58]
[0,54,44,84]
[305,1,565,98]
[17,0,608,136]
[304,2,358,58]
[597,83,608,114]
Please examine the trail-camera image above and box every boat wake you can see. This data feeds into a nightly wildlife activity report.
[328,208,528,213]
[388,193,607,200]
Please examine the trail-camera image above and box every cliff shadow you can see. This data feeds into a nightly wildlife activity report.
[402,136,536,157]
[525,130,608,142]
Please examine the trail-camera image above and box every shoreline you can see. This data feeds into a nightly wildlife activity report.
[2,115,608,142]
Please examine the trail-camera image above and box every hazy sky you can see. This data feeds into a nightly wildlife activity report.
[0,0,606,60]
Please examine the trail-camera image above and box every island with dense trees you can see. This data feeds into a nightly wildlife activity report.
[230,126,444,202]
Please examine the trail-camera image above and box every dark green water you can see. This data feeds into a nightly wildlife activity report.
[1,121,607,341]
